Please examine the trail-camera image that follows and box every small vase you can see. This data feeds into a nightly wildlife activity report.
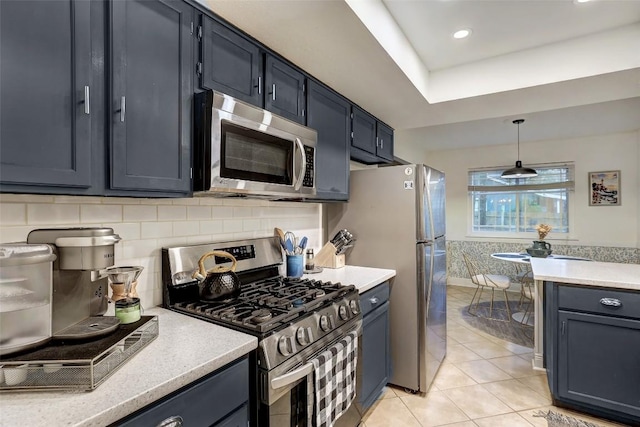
[532,240,551,251]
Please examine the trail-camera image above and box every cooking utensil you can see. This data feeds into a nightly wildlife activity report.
[284,231,297,255]
[297,236,308,254]
[192,251,241,302]
[275,228,286,247]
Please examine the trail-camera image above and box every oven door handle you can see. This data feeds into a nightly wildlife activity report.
[271,362,314,390]
[293,137,307,191]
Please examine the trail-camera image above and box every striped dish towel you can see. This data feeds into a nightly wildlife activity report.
[309,330,358,427]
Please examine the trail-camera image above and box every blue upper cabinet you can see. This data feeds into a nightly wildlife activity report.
[264,55,306,125]
[109,0,193,194]
[200,16,263,106]
[351,106,394,164]
[0,0,93,190]
[306,81,350,201]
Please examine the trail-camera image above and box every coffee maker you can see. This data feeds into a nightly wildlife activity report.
[27,227,121,339]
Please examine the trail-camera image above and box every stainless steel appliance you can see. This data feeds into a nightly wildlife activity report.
[194,90,317,199]
[327,164,447,393]
[162,237,361,426]
[27,227,122,339]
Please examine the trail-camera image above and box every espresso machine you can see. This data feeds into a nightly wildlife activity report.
[27,227,122,339]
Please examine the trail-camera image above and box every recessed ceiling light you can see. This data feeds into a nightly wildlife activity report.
[574,0,590,3]
[453,29,471,39]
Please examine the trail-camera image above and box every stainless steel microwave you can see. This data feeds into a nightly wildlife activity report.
[193,90,316,199]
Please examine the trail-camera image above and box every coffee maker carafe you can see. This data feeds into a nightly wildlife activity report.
[27,227,121,339]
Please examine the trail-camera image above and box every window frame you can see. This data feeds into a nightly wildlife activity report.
[467,163,575,240]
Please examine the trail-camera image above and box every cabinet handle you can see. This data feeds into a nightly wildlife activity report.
[272,83,276,101]
[369,297,379,305]
[600,297,622,307]
[120,96,126,122]
[156,415,183,427]
[257,76,262,95]
[380,138,384,149]
[83,86,90,115]
[376,137,379,148]
[561,320,566,336]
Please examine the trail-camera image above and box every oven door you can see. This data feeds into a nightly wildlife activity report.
[260,319,362,427]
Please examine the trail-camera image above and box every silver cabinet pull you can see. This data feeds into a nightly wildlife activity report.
[376,137,379,147]
[156,415,183,427]
[380,138,384,149]
[272,83,276,101]
[84,86,90,115]
[370,297,379,305]
[120,96,126,122]
[257,76,262,95]
[600,297,622,307]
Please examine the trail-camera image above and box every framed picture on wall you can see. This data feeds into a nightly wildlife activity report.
[589,170,621,206]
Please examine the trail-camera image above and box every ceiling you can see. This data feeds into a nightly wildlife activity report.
[200,0,640,151]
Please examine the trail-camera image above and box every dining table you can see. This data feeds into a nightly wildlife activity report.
[491,252,593,371]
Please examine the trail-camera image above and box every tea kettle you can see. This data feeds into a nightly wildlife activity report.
[192,251,241,302]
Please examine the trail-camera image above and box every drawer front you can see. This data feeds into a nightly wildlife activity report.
[360,282,390,317]
[558,284,640,320]
[117,357,249,427]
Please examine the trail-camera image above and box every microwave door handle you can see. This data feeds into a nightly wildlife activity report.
[271,362,314,389]
[293,137,306,191]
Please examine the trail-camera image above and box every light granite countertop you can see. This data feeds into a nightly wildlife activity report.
[530,258,640,291]
[303,265,396,294]
[0,307,257,427]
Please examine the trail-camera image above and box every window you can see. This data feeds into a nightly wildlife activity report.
[468,164,574,235]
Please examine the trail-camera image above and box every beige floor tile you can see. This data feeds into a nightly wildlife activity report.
[487,355,543,378]
[444,343,484,363]
[494,339,534,355]
[380,386,396,399]
[482,379,552,411]
[432,363,478,390]
[438,422,478,427]
[362,397,421,427]
[454,359,513,383]
[462,340,515,358]
[401,390,471,427]
[516,375,552,400]
[473,412,534,427]
[443,384,513,419]
[447,326,492,344]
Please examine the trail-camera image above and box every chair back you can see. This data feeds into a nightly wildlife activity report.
[462,252,481,285]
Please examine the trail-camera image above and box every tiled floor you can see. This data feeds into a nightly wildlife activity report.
[361,285,629,427]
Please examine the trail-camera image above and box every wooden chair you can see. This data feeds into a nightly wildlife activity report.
[462,252,512,321]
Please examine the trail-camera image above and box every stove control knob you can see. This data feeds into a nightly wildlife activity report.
[296,327,310,346]
[349,300,360,314]
[339,304,349,320]
[278,336,293,356]
[320,315,331,332]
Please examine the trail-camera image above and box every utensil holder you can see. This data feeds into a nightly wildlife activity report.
[314,242,346,269]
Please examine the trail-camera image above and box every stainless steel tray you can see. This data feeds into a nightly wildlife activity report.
[0,316,158,392]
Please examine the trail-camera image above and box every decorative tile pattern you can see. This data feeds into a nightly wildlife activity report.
[447,240,639,282]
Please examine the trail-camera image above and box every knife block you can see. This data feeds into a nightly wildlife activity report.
[314,242,346,269]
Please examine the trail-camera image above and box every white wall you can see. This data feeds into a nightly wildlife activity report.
[0,194,323,307]
[395,130,640,248]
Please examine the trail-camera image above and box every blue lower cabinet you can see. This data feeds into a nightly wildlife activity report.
[114,357,249,427]
[359,282,391,411]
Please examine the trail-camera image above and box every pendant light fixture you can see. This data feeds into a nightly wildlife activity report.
[501,119,538,179]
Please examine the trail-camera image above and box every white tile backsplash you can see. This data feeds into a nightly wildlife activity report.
[1,194,322,307]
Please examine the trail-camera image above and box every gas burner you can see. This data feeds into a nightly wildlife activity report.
[261,296,281,307]
[251,309,273,324]
[313,289,325,298]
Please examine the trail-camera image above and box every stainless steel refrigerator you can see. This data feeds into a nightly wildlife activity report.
[327,164,446,393]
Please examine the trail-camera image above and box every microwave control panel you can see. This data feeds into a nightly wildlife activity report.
[303,146,315,188]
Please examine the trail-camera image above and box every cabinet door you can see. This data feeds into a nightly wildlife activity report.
[351,106,377,156]
[201,17,262,106]
[376,122,394,161]
[110,0,192,193]
[0,0,92,188]
[306,81,350,201]
[264,55,305,124]
[360,301,390,410]
[557,310,640,418]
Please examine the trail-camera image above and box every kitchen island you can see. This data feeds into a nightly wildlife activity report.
[0,307,257,427]
[530,258,640,425]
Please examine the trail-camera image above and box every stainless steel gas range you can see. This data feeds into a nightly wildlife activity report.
[162,237,362,427]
